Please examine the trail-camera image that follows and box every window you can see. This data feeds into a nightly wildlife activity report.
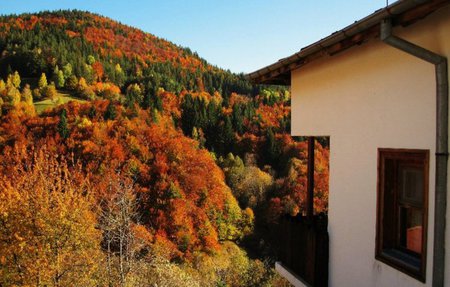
[376,149,429,282]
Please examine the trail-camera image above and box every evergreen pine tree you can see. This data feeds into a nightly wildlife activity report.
[104,102,117,120]
[58,109,70,139]
[265,128,281,167]
[223,116,234,145]
[217,116,234,155]
[232,104,244,134]
[142,91,152,110]
[154,94,163,111]
[181,94,194,135]
[88,105,97,119]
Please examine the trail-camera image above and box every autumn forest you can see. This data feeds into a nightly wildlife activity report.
[0,10,329,287]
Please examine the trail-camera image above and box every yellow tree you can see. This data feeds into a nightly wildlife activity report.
[38,72,48,89]
[5,86,21,106]
[0,79,5,93]
[42,82,58,101]
[21,84,33,105]
[6,71,21,88]
[0,147,103,287]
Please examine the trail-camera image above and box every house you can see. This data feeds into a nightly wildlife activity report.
[248,0,450,286]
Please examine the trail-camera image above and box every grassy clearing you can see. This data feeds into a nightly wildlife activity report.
[34,91,85,114]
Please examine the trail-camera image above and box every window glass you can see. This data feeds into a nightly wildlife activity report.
[399,207,423,254]
[400,166,423,205]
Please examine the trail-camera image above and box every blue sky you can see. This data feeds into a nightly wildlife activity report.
[1,0,388,73]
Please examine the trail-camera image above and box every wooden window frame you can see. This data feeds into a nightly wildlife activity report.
[376,148,429,282]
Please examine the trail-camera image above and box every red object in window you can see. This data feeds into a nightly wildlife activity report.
[407,226,422,254]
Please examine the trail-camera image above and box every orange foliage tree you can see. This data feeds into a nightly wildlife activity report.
[0,146,102,286]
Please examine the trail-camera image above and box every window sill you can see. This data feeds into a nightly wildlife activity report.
[376,248,424,282]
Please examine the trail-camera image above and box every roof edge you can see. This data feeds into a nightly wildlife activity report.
[247,0,449,85]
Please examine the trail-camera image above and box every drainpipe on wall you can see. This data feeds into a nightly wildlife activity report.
[380,19,449,287]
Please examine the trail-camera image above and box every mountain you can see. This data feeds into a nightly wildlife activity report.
[0,10,328,287]
[0,10,251,96]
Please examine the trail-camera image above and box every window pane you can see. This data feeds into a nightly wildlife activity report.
[399,166,423,206]
[399,207,423,254]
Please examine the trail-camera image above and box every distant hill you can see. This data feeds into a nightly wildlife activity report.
[0,10,251,96]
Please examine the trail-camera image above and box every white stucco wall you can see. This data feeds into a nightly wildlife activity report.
[290,6,450,287]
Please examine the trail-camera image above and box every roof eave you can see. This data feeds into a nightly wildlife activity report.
[247,0,449,85]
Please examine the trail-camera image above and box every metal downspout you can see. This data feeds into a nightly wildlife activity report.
[380,19,449,287]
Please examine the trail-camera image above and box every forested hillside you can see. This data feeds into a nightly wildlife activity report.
[0,10,328,286]
[0,10,251,96]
